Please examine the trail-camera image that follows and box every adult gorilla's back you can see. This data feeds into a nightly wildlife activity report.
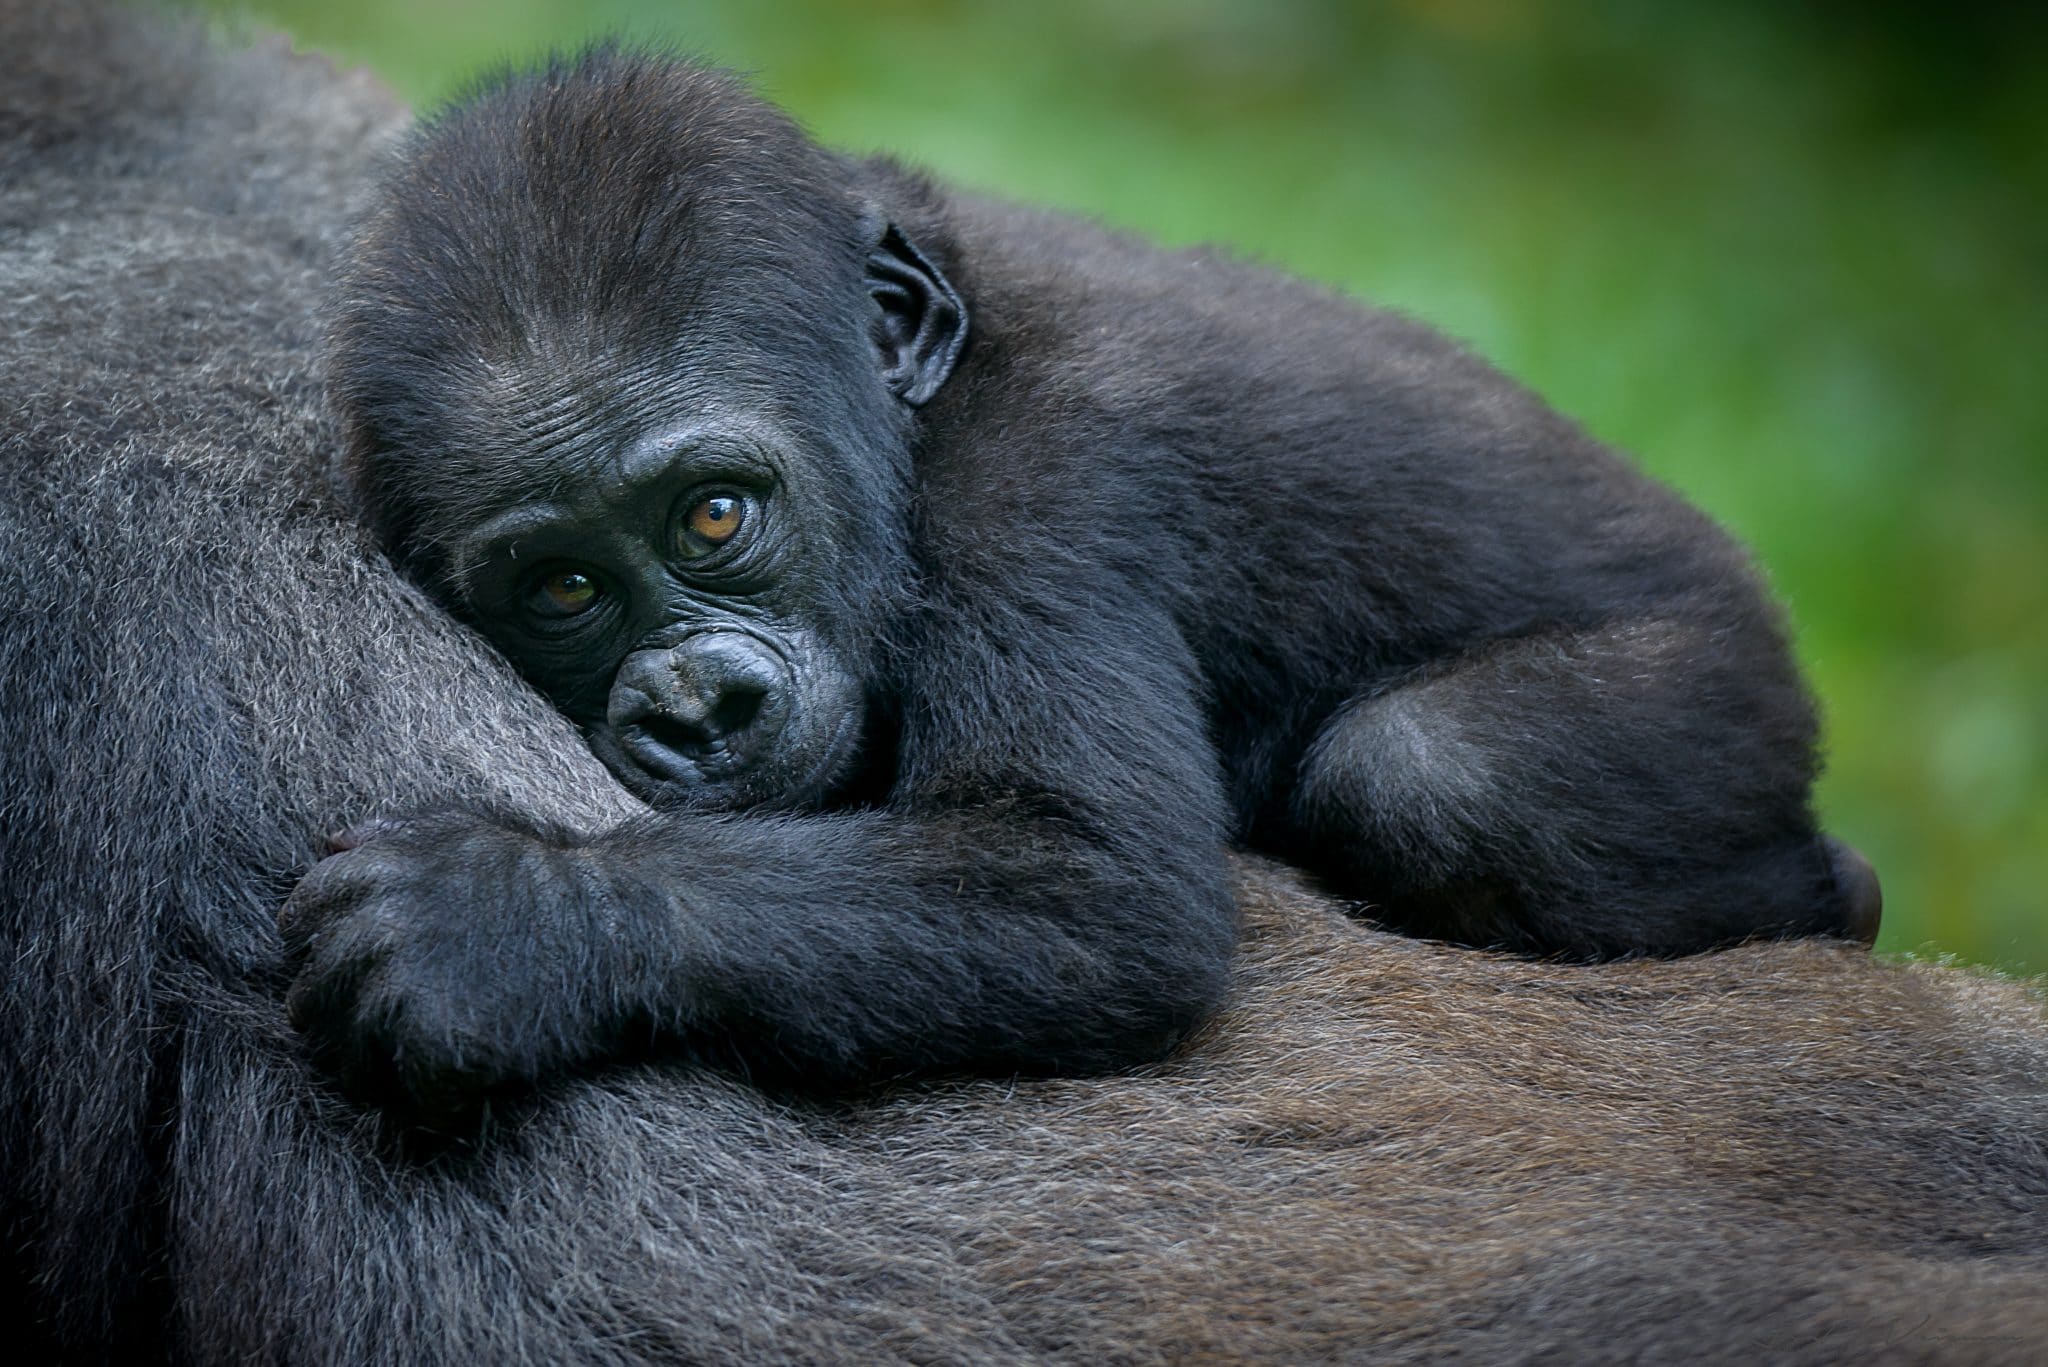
[3,5,2045,1361]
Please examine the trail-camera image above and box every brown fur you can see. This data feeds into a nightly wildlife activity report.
[843,857,2048,1361]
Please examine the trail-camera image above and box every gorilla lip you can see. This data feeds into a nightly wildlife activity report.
[618,723,748,786]
[613,705,861,811]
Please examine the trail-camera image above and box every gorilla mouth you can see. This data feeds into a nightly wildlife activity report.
[619,719,753,785]
[605,704,860,810]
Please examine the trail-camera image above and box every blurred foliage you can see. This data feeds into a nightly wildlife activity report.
[194,0,2047,974]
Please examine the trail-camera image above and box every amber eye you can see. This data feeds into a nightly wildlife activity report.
[530,569,600,618]
[677,493,746,558]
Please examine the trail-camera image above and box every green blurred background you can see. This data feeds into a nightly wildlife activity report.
[194,0,2046,975]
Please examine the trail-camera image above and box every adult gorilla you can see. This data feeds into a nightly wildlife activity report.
[2,5,2045,1362]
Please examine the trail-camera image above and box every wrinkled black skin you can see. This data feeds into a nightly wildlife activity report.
[293,49,1880,1125]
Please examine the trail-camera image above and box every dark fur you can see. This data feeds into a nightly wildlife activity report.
[5,8,2045,1363]
[292,45,1876,1116]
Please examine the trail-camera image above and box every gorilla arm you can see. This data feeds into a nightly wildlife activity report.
[280,586,1236,1121]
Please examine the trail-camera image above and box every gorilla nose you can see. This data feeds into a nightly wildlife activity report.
[609,634,790,783]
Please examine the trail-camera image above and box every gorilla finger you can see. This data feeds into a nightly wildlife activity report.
[276,858,371,946]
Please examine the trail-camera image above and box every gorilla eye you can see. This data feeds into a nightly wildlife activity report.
[676,492,748,559]
[529,569,601,618]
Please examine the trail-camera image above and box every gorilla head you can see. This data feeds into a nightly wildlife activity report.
[331,54,965,808]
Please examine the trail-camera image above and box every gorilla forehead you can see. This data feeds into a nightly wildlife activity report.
[354,347,765,566]
[450,407,786,546]
[452,346,785,487]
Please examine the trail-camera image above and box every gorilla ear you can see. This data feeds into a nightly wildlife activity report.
[867,225,966,407]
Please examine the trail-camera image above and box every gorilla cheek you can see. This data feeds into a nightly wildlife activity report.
[778,639,866,800]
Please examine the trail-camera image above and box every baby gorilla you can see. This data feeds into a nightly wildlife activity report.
[286,48,1880,1124]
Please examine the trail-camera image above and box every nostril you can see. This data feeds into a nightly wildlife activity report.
[709,678,767,738]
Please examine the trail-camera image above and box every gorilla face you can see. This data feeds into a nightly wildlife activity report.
[444,413,867,810]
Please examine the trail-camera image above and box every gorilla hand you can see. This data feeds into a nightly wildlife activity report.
[280,812,639,1129]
